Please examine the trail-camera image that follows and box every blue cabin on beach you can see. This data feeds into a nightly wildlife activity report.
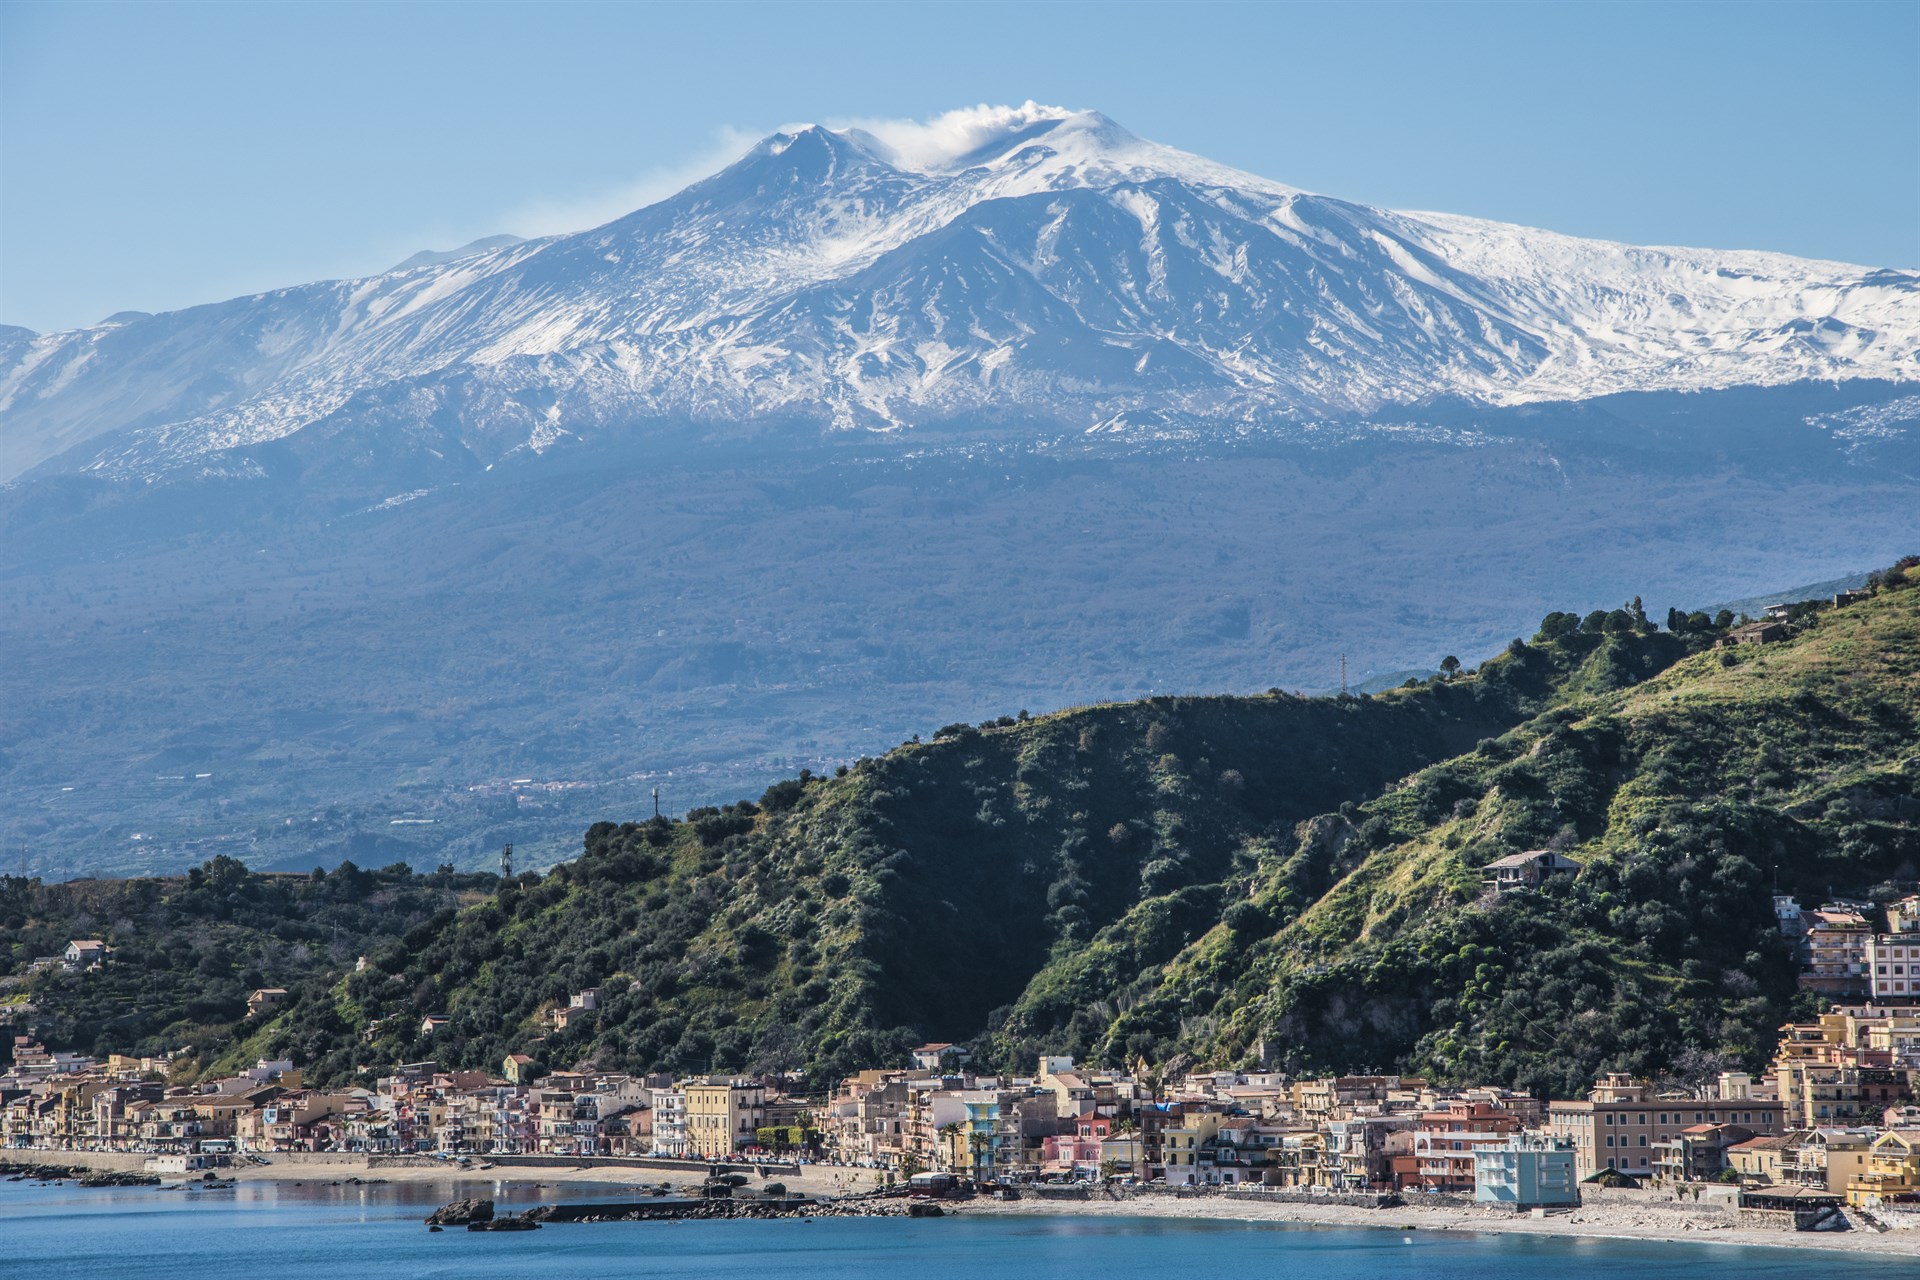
[1473,1136,1578,1207]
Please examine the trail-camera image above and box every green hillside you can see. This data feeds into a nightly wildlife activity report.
[1062,573,1920,1095]
[7,562,1916,1094]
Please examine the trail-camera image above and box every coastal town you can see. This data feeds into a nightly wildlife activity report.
[7,990,1920,1237]
[11,872,1920,1251]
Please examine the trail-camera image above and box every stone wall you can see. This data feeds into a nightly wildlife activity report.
[1736,1204,1848,1232]
[1161,1187,1400,1209]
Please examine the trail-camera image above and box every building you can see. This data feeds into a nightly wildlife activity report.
[1473,1136,1578,1207]
[1801,907,1872,996]
[1547,1074,1785,1181]
[1324,1114,1416,1190]
[1479,851,1579,895]
[246,989,290,1018]
[1771,1006,1919,1128]
[1846,1129,1920,1207]
[1406,1100,1522,1190]
[1726,1132,1801,1186]
[910,1043,970,1072]
[684,1077,766,1159]
[1868,922,1920,1002]
[502,1053,540,1085]
[62,941,108,971]
[1790,1128,1878,1193]
[1650,1123,1753,1182]
[1720,620,1789,646]
[1160,1109,1223,1186]
[652,1087,688,1157]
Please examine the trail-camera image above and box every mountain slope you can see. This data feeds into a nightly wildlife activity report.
[257,569,1920,1088]
[1065,573,1920,1095]
[4,104,1915,483]
[16,566,1911,1090]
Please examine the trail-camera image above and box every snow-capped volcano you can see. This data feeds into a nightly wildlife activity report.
[3,103,1915,481]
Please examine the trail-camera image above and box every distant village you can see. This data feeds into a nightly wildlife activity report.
[8,885,1920,1236]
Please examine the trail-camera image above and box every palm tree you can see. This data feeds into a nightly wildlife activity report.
[936,1122,962,1172]
[968,1128,989,1178]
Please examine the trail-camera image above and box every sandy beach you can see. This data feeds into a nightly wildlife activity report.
[960,1189,1920,1259]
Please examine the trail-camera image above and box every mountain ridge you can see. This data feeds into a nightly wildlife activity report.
[4,103,1915,484]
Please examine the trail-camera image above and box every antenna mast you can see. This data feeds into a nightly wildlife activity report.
[1339,653,1349,698]
[500,842,514,878]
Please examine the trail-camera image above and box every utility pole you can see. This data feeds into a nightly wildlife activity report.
[500,843,514,879]
[652,787,661,820]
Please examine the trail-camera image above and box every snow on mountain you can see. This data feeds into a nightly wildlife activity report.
[387,234,527,272]
[3,102,1915,482]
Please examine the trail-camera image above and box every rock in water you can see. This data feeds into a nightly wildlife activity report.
[468,1216,540,1232]
[79,1171,161,1187]
[425,1196,494,1226]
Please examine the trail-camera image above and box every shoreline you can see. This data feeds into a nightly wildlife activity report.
[960,1193,1920,1259]
[7,1155,1917,1258]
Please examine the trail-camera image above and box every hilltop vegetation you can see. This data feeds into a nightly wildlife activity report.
[6,561,1917,1095]
[0,861,494,1069]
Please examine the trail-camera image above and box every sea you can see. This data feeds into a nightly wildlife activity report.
[1,1178,1911,1279]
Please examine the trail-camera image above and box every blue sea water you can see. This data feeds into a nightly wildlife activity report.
[0,1179,1911,1279]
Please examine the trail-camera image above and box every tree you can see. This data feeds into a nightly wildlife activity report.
[936,1122,963,1171]
[1440,656,1461,679]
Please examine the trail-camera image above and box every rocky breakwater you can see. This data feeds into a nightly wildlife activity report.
[79,1170,162,1187]
[424,1196,493,1227]
[425,1191,952,1231]
[2,1160,83,1181]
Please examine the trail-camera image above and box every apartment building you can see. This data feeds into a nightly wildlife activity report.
[1547,1074,1785,1180]
[1407,1100,1522,1191]
[1801,906,1872,996]
[684,1076,766,1159]
[1869,930,1920,1001]
[1773,1006,1920,1128]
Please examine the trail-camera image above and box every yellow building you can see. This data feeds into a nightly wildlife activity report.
[1771,1006,1919,1128]
[1726,1133,1798,1185]
[1847,1129,1920,1207]
[1161,1111,1223,1186]
[684,1077,766,1159]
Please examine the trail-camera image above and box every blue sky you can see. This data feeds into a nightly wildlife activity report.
[2,0,1915,333]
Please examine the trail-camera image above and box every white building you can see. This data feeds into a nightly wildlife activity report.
[652,1088,688,1157]
[1869,934,1920,1001]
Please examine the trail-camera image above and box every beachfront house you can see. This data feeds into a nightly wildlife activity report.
[1473,1135,1578,1207]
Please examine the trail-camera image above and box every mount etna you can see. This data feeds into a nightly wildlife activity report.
[2,104,1915,879]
